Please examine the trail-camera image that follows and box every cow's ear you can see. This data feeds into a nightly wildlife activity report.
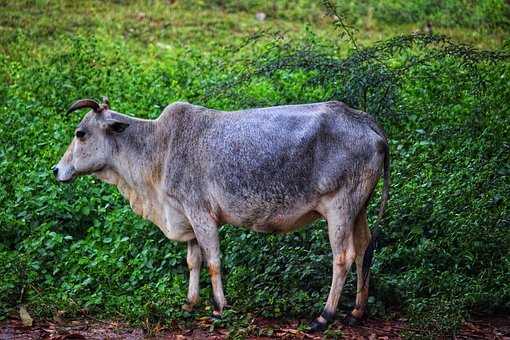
[104,118,129,133]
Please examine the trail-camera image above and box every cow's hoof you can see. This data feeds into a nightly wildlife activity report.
[211,310,222,320]
[309,318,328,332]
[342,313,362,327]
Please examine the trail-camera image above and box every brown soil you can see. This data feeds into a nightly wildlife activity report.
[1,315,509,339]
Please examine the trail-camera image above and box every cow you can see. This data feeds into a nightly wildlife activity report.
[53,97,389,331]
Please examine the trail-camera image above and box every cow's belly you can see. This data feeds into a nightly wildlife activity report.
[219,204,322,233]
[250,210,322,233]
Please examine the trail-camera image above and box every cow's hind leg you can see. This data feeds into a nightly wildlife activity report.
[182,239,202,312]
[310,197,357,331]
[344,209,371,325]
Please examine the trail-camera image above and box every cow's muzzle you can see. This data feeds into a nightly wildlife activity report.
[52,165,75,183]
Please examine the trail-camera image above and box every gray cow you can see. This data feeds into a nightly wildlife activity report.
[54,97,389,331]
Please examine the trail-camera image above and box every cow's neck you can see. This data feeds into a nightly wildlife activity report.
[114,118,164,181]
[95,118,167,226]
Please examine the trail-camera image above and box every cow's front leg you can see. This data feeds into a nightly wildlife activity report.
[182,239,202,312]
[189,216,227,316]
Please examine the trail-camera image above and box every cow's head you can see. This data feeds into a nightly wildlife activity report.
[53,97,130,182]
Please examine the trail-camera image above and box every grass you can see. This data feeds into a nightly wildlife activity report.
[1,0,507,58]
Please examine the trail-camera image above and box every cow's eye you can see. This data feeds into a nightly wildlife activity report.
[75,130,86,139]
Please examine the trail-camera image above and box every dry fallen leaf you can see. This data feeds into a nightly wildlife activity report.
[53,310,65,324]
[19,305,33,327]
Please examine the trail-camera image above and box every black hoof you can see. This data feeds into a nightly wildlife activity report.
[211,310,222,320]
[309,319,328,332]
[342,313,362,327]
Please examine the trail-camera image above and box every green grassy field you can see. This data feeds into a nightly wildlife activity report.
[1,0,509,337]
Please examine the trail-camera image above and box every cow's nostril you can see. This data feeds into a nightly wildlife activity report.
[52,166,59,176]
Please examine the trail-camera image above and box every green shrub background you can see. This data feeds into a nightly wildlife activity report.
[1,0,509,336]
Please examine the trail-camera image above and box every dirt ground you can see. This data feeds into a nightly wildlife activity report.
[1,315,509,339]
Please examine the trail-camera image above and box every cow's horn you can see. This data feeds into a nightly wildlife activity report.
[66,99,101,114]
[101,96,110,111]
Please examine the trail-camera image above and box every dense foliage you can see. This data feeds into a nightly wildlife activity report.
[1,0,509,337]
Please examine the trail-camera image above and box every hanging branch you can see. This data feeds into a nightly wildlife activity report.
[321,0,359,50]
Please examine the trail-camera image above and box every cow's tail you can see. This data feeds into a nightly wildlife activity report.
[362,141,389,286]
